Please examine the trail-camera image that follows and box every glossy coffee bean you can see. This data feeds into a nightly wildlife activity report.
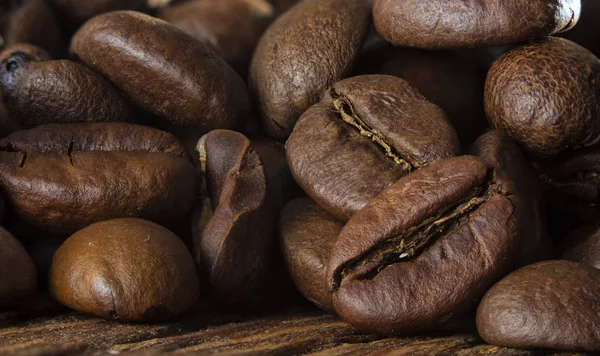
[71,11,250,133]
[477,260,600,352]
[561,0,600,57]
[485,37,600,157]
[287,75,460,220]
[161,0,275,77]
[0,226,36,305]
[0,123,196,234]
[249,0,371,139]
[0,44,135,134]
[49,218,200,321]
[327,156,520,335]
[279,198,343,312]
[562,225,600,269]
[0,0,66,58]
[373,0,580,49]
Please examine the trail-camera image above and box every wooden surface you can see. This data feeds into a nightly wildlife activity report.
[0,301,588,355]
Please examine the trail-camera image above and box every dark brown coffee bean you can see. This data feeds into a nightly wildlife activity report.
[476,260,600,352]
[71,11,250,133]
[160,0,275,77]
[485,37,600,157]
[0,122,196,234]
[249,0,371,139]
[0,44,136,134]
[327,156,520,335]
[49,218,200,321]
[0,0,66,58]
[0,226,36,305]
[373,0,580,49]
[561,0,600,57]
[562,225,600,269]
[287,75,460,220]
[279,197,342,312]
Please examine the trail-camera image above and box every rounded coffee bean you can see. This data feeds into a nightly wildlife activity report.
[49,218,200,321]
[327,156,520,335]
[477,260,600,352]
[485,37,600,157]
[249,0,371,139]
[0,44,135,134]
[373,0,580,49]
[71,11,250,133]
[0,226,36,305]
[161,0,275,77]
[562,225,600,269]
[287,75,460,220]
[0,122,196,234]
[279,198,343,311]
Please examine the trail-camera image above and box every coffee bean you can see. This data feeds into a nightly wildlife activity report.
[287,74,460,220]
[562,225,600,269]
[49,218,200,321]
[249,0,371,139]
[476,260,600,352]
[373,0,580,49]
[0,122,196,234]
[279,197,343,312]
[0,226,36,305]
[71,11,250,133]
[327,156,520,335]
[485,37,600,157]
[160,0,275,77]
[0,44,136,134]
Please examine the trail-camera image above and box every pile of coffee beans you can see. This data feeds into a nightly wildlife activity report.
[1,0,599,352]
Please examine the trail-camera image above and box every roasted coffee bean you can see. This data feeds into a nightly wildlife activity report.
[373,0,580,49]
[160,0,275,77]
[0,0,66,58]
[71,11,250,133]
[279,197,343,312]
[0,44,135,134]
[562,225,600,269]
[327,156,520,335]
[0,226,36,305]
[0,123,196,234]
[287,75,460,220]
[49,218,200,321]
[485,37,600,157]
[477,260,600,352]
[561,0,600,57]
[249,0,371,139]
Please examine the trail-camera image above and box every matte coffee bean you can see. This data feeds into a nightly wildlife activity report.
[373,0,580,49]
[249,0,371,139]
[0,123,196,234]
[562,225,600,269]
[161,0,275,77]
[49,218,200,321]
[477,260,600,352]
[287,75,460,220]
[279,198,343,312]
[327,156,520,335]
[0,226,36,305]
[485,37,600,157]
[71,11,250,133]
[0,44,135,134]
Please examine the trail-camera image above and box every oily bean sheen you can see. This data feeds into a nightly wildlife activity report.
[562,225,600,269]
[485,37,600,157]
[279,198,343,312]
[0,123,196,234]
[327,156,520,335]
[49,218,200,321]
[0,44,135,134]
[71,11,250,132]
[287,75,460,220]
[477,260,600,352]
[249,0,371,139]
[193,130,276,306]
[373,0,580,49]
[160,0,275,77]
[0,226,36,305]
[0,0,66,58]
